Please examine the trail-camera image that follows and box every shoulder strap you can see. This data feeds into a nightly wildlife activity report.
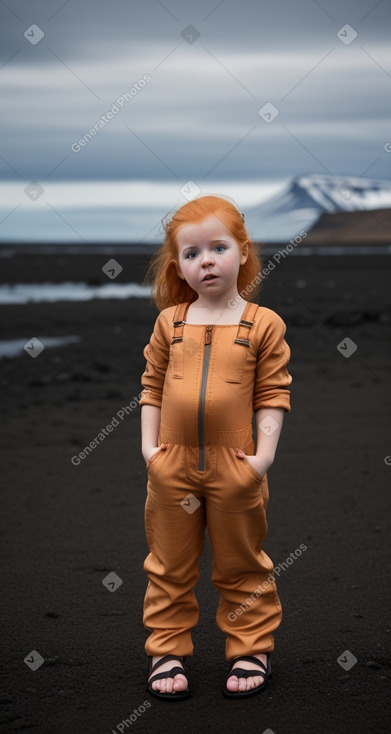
[171,302,188,344]
[171,301,259,346]
[234,301,259,346]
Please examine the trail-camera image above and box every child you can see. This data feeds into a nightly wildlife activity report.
[139,195,292,700]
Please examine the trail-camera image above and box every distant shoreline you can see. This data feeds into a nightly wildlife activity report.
[1,242,390,257]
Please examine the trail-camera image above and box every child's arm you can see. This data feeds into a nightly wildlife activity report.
[254,406,285,476]
[141,405,161,463]
[139,311,170,464]
[243,309,292,476]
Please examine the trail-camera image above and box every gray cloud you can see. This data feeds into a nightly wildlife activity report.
[0,0,390,240]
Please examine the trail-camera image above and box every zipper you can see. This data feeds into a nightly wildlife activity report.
[198,325,213,471]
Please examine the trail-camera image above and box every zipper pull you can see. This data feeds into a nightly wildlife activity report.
[205,325,213,345]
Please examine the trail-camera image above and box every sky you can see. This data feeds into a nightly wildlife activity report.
[0,0,390,242]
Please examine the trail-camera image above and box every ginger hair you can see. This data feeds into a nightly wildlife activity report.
[142,194,264,311]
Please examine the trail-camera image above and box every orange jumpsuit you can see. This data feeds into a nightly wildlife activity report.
[139,299,292,661]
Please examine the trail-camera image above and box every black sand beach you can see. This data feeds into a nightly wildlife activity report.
[0,249,390,733]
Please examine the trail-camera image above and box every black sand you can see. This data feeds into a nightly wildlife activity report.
[0,250,390,733]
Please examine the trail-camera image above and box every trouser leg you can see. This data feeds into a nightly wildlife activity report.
[143,443,206,657]
[207,447,282,661]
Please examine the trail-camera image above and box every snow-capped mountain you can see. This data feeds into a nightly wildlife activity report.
[245,174,391,242]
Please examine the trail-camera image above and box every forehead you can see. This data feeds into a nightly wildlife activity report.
[176,214,232,246]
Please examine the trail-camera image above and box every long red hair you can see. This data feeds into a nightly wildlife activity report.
[143,195,264,311]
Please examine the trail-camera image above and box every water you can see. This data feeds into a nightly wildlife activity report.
[0,335,80,360]
[0,282,151,305]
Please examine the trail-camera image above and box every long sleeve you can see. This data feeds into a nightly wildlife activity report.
[253,309,292,413]
[139,312,170,408]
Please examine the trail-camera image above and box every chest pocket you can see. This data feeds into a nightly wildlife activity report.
[169,341,184,378]
[225,339,248,383]
[225,312,257,383]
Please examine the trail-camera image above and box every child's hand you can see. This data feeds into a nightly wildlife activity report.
[144,443,167,465]
[234,448,271,478]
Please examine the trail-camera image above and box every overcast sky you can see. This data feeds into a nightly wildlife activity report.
[1,0,390,241]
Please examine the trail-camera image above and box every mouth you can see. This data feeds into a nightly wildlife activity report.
[202,274,218,282]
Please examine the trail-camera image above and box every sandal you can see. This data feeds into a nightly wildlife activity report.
[146,654,191,700]
[223,653,272,698]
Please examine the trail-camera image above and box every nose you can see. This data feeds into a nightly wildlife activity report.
[200,249,215,266]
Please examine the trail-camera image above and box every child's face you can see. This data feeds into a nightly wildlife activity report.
[175,214,248,298]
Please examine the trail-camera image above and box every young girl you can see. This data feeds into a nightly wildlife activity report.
[139,195,292,700]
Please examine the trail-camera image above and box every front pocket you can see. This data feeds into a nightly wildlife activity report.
[222,448,264,510]
[242,456,264,483]
[146,445,164,470]
[227,447,264,484]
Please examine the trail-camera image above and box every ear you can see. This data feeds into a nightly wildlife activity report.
[240,240,249,265]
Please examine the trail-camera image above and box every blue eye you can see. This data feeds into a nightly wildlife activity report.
[185,245,226,259]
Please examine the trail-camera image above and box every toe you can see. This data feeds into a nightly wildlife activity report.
[238,676,247,693]
[226,675,239,692]
[173,674,188,691]
[249,674,265,691]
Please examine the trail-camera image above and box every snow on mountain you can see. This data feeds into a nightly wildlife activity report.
[245,174,391,242]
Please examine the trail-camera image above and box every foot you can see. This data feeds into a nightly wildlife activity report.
[226,653,268,693]
[148,655,188,694]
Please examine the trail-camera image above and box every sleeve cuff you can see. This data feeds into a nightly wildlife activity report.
[139,389,162,408]
[253,393,291,413]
